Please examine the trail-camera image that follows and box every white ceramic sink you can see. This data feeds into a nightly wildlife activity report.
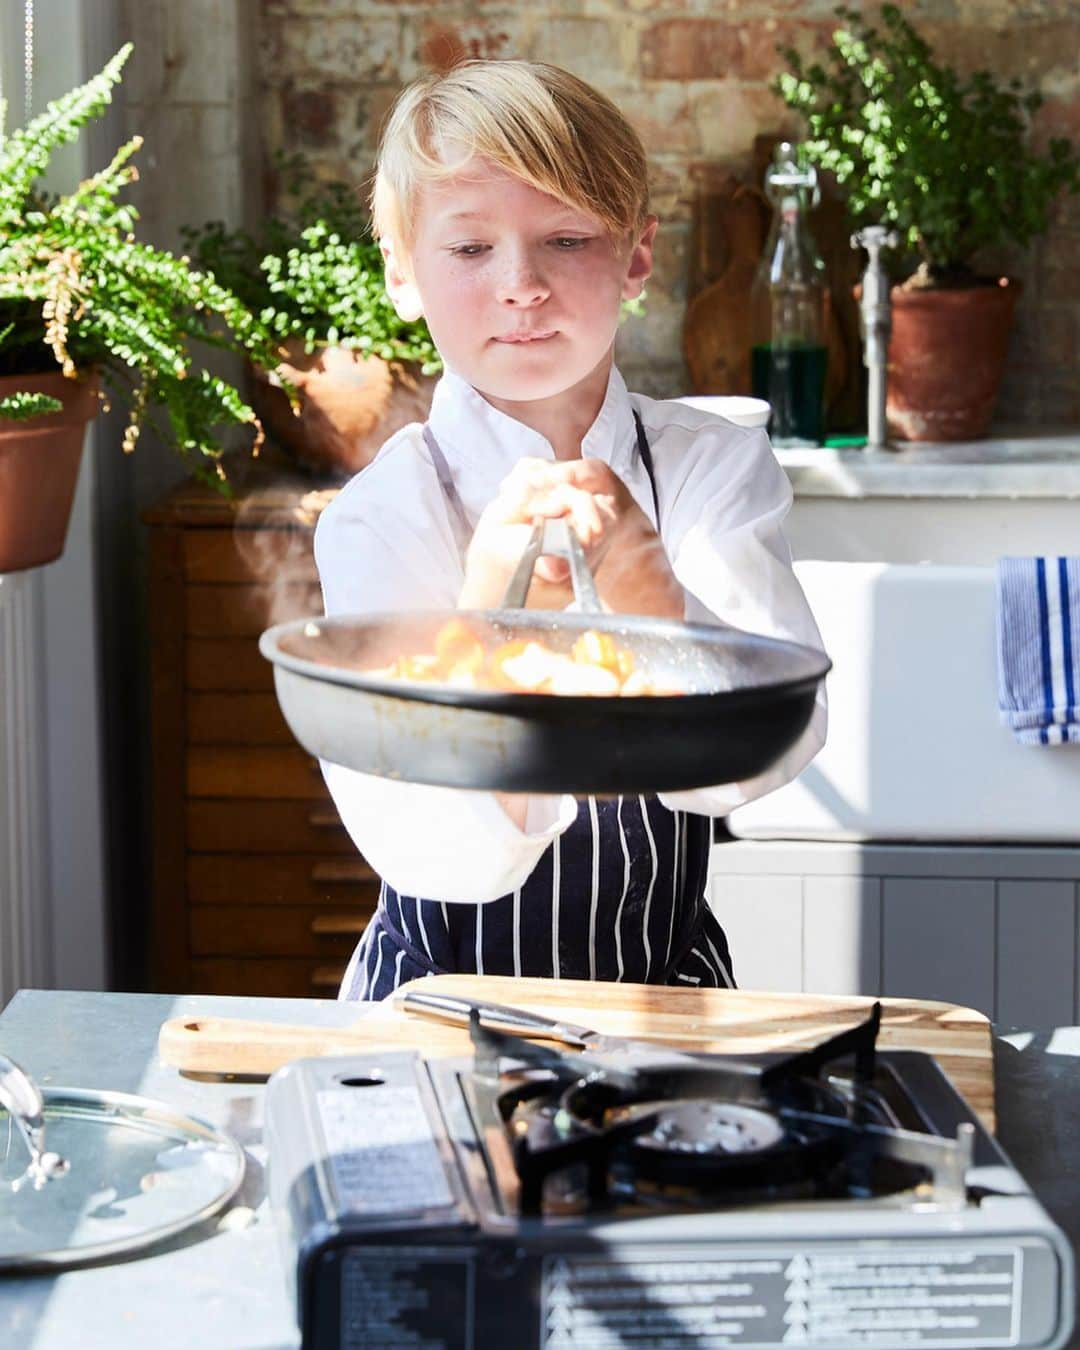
[729,560,1080,842]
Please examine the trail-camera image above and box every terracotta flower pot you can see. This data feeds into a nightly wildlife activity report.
[887,278,1020,442]
[251,342,439,478]
[0,370,100,574]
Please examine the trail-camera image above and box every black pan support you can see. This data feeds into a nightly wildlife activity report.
[462,1004,979,1214]
[259,518,831,795]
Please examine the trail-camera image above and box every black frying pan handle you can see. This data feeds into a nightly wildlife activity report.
[500,518,602,612]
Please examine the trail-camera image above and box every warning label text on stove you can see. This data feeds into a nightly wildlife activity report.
[540,1245,1021,1347]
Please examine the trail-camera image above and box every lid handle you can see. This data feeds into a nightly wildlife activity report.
[0,1053,69,1189]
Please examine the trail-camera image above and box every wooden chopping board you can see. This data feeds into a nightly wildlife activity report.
[682,182,769,395]
[159,975,994,1132]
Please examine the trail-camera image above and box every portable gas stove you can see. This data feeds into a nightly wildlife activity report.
[266,1007,1074,1349]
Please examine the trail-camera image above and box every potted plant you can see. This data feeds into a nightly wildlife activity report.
[184,158,441,478]
[775,5,1080,441]
[0,45,277,573]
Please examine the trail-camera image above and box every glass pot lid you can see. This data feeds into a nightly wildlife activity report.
[0,1055,245,1271]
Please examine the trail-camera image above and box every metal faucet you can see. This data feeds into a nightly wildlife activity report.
[851,225,900,450]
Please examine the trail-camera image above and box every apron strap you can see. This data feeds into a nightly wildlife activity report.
[632,409,661,527]
[422,423,473,557]
[423,408,660,556]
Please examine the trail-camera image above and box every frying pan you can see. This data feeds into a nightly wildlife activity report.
[259,519,830,794]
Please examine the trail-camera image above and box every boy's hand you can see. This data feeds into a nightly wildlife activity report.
[458,458,684,618]
[459,458,607,610]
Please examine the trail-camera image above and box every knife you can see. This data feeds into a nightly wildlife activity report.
[395,987,762,1085]
[397,987,637,1052]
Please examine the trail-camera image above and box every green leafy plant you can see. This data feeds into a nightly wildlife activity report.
[0,387,60,420]
[775,5,1080,285]
[0,45,280,485]
[183,155,441,373]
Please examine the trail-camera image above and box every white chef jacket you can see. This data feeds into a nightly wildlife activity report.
[314,364,827,903]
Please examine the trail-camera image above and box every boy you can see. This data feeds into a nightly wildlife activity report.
[315,60,827,1000]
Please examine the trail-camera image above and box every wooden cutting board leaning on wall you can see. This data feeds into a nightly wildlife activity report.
[158,975,995,1133]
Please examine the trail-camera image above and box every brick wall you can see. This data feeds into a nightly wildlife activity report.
[257,0,1079,423]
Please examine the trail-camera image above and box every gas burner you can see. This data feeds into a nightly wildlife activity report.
[464,1004,955,1214]
[610,1100,786,1155]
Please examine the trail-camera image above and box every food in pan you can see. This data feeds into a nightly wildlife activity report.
[369,619,677,696]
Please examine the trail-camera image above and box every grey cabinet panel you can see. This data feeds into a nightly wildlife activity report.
[710,874,803,992]
[710,845,1080,1019]
[711,841,1080,880]
[882,879,995,1017]
[996,881,1076,1028]
[803,877,881,997]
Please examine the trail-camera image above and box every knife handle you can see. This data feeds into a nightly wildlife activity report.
[397,989,590,1048]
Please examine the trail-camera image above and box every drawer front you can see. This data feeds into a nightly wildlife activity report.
[190,957,347,997]
[186,583,322,638]
[188,853,378,905]
[186,799,354,853]
[187,747,328,798]
[190,904,374,957]
[184,531,318,584]
[187,692,297,746]
[188,638,273,692]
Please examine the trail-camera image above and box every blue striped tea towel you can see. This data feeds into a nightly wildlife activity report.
[996,557,1080,745]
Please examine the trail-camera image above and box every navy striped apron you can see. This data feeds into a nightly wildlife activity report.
[338,413,735,1001]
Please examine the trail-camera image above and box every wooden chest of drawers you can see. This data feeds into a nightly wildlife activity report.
[145,456,376,997]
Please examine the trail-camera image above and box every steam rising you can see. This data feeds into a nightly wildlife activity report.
[231,480,335,631]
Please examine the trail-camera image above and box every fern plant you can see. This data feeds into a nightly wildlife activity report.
[183,155,441,374]
[775,5,1080,285]
[0,45,280,486]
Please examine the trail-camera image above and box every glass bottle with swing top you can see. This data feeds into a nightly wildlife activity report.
[749,142,829,447]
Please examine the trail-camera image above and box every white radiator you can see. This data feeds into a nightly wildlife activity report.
[0,573,50,1007]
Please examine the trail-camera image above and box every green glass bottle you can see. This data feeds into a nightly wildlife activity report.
[749,143,828,447]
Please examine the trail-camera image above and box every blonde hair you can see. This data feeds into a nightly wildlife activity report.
[372,61,650,254]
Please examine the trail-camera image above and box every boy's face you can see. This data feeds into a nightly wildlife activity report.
[384,158,656,406]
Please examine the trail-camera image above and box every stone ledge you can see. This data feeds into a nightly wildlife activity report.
[777,428,1080,500]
